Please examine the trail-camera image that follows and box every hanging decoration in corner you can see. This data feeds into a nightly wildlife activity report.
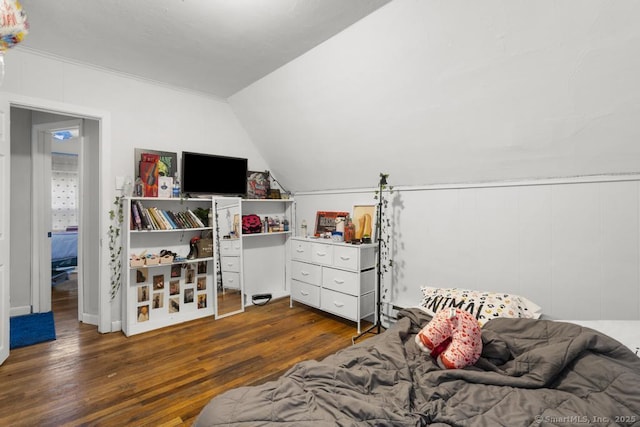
[0,0,29,84]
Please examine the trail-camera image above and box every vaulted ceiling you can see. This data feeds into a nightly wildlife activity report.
[19,0,390,98]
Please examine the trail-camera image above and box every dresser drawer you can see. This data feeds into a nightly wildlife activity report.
[291,240,312,262]
[221,256,240,272]
[332,245,359,271]
[320,288,358,321]
[311,242,333,266]
[221,271,241,290]
[291,280,320,307]
[291,261,321,286]
[322,266,359,295]
[220,239,241,255]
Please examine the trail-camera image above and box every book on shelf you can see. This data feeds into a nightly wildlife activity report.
[130,201,208,230]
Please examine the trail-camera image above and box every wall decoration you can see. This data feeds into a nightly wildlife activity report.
[153,274,164,290]
[197,261,207,274]
[169,297,179,313]
[134,149,178,197]
[136,268,148,283]
[169,280,180,296]
[314,211,349,237]
[198,294,207,309]
[152,292,163,309]
[197,276,206,290]
[352,205,376,243]
[137,285,149,302]
[137,305,149,322]
[246,171,270,199]
[184,288,194,304]
[186,266,195,284]
[171,264,182,278]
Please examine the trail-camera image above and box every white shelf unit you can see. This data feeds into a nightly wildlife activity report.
[122,197,215,336]
[290,237,377,333]
[240,199,295,302]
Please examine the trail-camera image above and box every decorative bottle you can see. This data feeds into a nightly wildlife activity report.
[172,174,180,198]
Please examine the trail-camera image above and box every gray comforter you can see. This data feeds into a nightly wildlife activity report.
[195,308,640,426]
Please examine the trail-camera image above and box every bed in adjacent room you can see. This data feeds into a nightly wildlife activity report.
[51,229,78,284]
[194,287,640,426]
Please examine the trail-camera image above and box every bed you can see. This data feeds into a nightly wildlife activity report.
[195,289,640,426]
[51,229,78,284]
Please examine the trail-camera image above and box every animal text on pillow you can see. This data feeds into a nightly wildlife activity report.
[419,287,542,326]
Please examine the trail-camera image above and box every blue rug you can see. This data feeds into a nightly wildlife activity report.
[10,311,57,349]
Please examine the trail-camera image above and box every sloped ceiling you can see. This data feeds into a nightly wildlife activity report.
[230,0,640,192]
[18,0,390,99]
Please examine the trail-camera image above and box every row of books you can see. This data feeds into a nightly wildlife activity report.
[131,200,206,231]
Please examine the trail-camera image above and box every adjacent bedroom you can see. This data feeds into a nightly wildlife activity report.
[1,0,639,426]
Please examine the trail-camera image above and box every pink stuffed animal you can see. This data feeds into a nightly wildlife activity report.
[415,307,482,369]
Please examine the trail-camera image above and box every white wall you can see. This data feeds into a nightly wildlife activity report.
[230,0,640,192]
[3,49,269,328]
[295,175,640,320]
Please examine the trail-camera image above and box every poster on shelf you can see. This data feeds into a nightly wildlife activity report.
[134,149,178,197]
[246,171,270,199]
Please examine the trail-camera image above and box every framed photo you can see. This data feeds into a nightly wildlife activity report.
[136,268,148,283]
[152,292,164,309]
[353,205,376,242]
[134,149,178,197]
[246,171,270,199]
[137,285,149,302]
[170,264,182,278]
[153,274,164,290]
[314,211,349,237]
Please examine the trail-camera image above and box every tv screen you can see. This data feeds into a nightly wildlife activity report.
[181,152,248,197]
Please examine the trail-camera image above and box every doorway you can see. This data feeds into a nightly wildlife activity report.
[9,107,101,327]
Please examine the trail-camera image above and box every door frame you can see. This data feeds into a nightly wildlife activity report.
[4,93,113,336]
[32,120,83,316]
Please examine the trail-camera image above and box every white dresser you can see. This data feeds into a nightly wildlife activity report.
[219,238,242,291]
[290,237,377,333]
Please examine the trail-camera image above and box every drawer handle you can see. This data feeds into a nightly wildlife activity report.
[301,290,309,296]
[333,301,344,307]
[316,251,327,257]
[301,271,310,276]
[340,256,351,261]
[226,263,234,267]
[227,278,235,283]
[296,248,305,253]
[333,278,345,284]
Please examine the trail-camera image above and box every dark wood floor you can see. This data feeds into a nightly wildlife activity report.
[0,279,371,426]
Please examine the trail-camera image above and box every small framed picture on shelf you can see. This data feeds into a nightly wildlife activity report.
[314,211,349,237]
[197,276,206,291]
[246,171,270,199]
[353,205,376,243]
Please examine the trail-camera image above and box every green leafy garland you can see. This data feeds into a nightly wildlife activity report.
[108,195,124,300]
[374,173,393,303]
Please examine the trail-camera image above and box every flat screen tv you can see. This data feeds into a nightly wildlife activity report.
[181,152,248,197]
